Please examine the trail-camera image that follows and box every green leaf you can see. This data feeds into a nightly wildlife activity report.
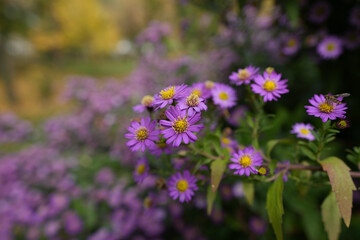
[243,182,255,206]
[321,192,341,240]
[300,145,316,160]
[320,157,356,227]
[266,139,292,158]
[207,184,217,216]
[266,173,284,240]
[210,159,227,192]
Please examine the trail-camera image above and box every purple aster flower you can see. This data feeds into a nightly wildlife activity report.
[309,1,331,24]
[343,31,360,49]
[305,94,347,122]
[350,6,360,28]
[211,83,237,108]
[290,123,315,141]
[257,167,270,176]
[63,211,83,235]
[229,65,259,86]
[153,84,188,109]
[178,93,207,116]
[317,36,343,59]
[149,140,173,157]
[133,158,149,183]
[168,170,198,202]
[160,105,204,147]
[249,216,267,235]
[282,35,300,56]
[133,95,154,113]
[191,82,211,99]
[125,118,160,152]
[229,147,263,176]
[251,71,289,102]
[95,167,115,185]
[336,118,350,129]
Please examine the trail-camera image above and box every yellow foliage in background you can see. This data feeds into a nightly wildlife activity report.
[31,0,119,56]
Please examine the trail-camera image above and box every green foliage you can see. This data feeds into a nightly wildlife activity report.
[266,174,284,240]
[321,192,341,240]
[346,146,360,168]
[207,184,217,216]
[210,159,227,192]
[320,157,356,227]
[242,182,254,206]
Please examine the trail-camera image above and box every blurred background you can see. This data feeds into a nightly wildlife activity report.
[1,0,360,239]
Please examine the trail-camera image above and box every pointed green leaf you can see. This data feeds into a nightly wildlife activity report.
[321,192,341,240]
[320,157,356,227]
[210,159,227,192]
[243,182,255,206]
[266,174,284,240]
[300,145,316,160]
[207,184,217,215]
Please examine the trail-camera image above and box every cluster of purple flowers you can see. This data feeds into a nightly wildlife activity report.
[229,65,289,102]
[0,146,167,240]
[0,113,32,143]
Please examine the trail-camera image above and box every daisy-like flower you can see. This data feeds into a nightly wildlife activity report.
[229,147,263,176]
[343,31,360,50]
[229,65,259,86]
[317,36,343,59]
[191,82,211,99]
[168,170,198,203]
[257,167,270,176]
[282,35,300,56]
[149,139,173,157]
[133,158,149,183]
[178,93,207,116]
[336,118,350,129]
[211,83,237,109]
[308,1,331,24]
[349,6,360,28]
[153,84,188,109]
[133,95,154,113]
[251,71,289,102]
[305,94,347,122]
[125,117,160,152]
[290,123,315,141]
[160,105,204,147]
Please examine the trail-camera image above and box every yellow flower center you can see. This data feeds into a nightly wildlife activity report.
[143,197,154,209]
[176,180,189,192]
[141,95,154,106]
[160,86,175,100]
[263,80,276,92]
[136,164,146,175]
[186,94,200,107]
[287,39,296,47]
[173,118,189,133]
[258,167,267,175]
[319,103,334,113]
[327,43,335,51]
[192,89,202,97]
[338,120,347,127]
[238,69,250,80]
[300,129,310,135]
[157,142,167,148]
[135,127,149,141]
[219,92,229,100]
[205,81,214,89]
[222,137,231,145]
[239,155,252,168]
[265,67,274,74]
